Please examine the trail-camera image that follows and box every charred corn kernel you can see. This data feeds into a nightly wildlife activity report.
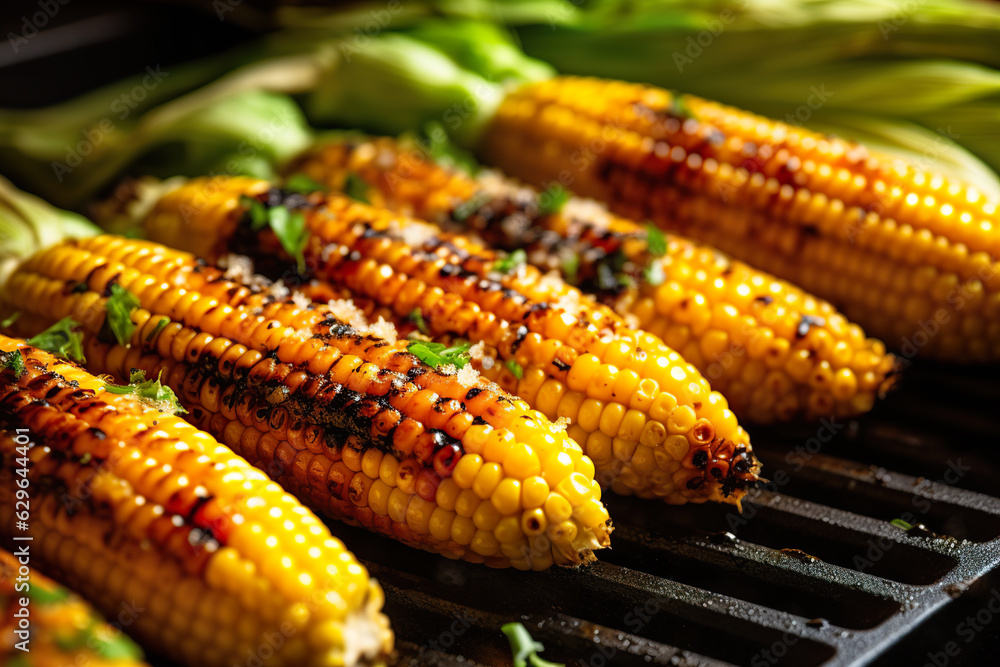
[477,77,998,364]
[0,336,392,667]
[0,549,150,667]
[292,136,896,420]
[141,177,759,504]
[5,238,612,569]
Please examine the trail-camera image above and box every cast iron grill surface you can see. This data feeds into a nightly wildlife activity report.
[2,4,1000,665]
[321,359,1000,667]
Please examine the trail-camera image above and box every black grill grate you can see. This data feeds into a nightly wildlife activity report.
[324,360,1000,666]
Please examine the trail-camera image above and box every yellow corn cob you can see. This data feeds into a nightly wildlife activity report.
[1,549,150,667]
[4,237,613,570]
[480,76,1000,363]
[288,137,897,423]
[0,335,392,667]
[141,176,760,505]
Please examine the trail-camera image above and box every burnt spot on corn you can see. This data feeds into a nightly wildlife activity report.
[797,315,826,338]
[754,295,774,305]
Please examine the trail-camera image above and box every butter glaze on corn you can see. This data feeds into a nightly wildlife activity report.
[4,237,612,569]
[480,76,1000,363]
[288,137,897,423]
[0,336,392,667]
[142,177,760,504]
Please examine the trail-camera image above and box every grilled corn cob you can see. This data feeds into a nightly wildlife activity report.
[140,176,760,504]
[4,237,613,569]
[1,549,150,667]
[288,137,897,423]
[480,76,1000,362]
[0,335,392,667]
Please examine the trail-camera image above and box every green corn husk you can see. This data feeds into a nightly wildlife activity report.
[0,176,99,284]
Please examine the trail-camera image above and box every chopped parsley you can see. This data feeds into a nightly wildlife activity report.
[240,196,309,272]
[343,172,371,204]
[452,191,491,223]
[501,622,564,667]
[645,224,667,257]
[423,121,479,174]
[409,309,429,336]
[890,518,914,531]
[103,369,186,415]
[644,261,666,286]
[669,95,693,120]
[27,583,69,605]
[27,317,85,363]
[561,254,580,285]
[104,284,141,346]
[285,173,328,194]
[505,359,524,380]
[1,312,20,328]
[407,341,472,370]
[0,350,24,377]
[146,316,170,342]
[537,183,569,217]
[91,627,144,660]
[494,249,527,275]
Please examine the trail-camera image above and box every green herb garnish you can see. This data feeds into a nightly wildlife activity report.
[27,582,70,605]
[409,309,429,335]
[27,317,85,363]
[240,197,309,272]
[644,261,666,286]
[146,317,170,342]
[91,628,144,660]
[501,622,564,667]
[561,254,580,285]
[105,284,141,346]
[343,172,371,204]
[505,359,523,380]
[285,173,328,194]
[0,350,24,377]
[669,95,693,120]
[452,191,491,223]
[103,369,187,415]
[645,224,667,257]
[494,249,527,275]
[240,195,268,230]
[407,341,472,370]
[1,312,20,328]
[890,518,915,531]
[537,184,569,217]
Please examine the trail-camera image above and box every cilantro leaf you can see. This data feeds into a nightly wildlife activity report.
[645,224,667,257]
[409,309,429,335]
[285,173,328,194]
[268,206,310,273]
[1,312,19,328]
[105,284,141,346]
[343,172,371,204]
[452,191,491,223]
[890,518,915,531]
[103,369,186,415]
[505,359,523,380]
[27,317,85,363]
[240,195,268,230]
[644,261,666,286]
[561,254,580,285]
[537,184,569,217]
[146,317,170,342]
[1,350,25,377]
[669,95,693,120]
[28,582,70,605]
[91,628,143,660]
[407,341,472,370]
[494,249,527,275]
[501,622,564,667]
